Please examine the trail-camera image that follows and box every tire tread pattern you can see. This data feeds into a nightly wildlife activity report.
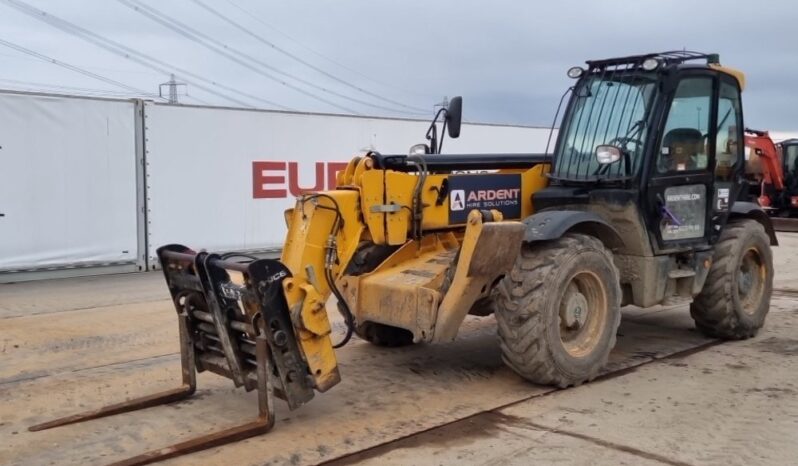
[690,219,773,339]
[495,234,621,388]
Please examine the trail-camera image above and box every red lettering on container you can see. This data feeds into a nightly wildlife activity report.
[252,161,287,198]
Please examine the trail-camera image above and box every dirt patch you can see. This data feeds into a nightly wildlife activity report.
[753,337,798,356]
[746,387,797,399]
[725,362,750,370]
[324,411,523,465]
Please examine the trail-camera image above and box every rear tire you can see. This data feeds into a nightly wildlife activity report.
[690,219,773,339]
[495,234,621,388]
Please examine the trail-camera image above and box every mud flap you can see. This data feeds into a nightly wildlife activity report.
[433,210,526,342]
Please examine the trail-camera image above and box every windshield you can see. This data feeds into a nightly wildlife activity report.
[553,73,658,181]
[786,144,798,173]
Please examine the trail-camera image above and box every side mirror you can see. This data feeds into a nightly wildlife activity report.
[595,145,622,164]
[446,96,462,139]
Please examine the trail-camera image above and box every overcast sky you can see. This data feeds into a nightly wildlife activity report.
[0,0,796,130]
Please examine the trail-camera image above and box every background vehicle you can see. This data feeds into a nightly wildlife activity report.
[29,51,776,466]
[744,128,798,216]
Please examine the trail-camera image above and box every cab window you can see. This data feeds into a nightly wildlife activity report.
[785,145,798,177]
[715,80,742,181]
[657,77,712,173]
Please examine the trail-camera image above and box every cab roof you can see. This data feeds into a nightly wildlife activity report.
[584,50,746,90]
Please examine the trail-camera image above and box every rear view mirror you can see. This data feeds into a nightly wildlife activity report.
[446,96,462,139]
[596,145,622,164]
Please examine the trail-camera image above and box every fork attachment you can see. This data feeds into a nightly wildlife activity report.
[29,244,316,465]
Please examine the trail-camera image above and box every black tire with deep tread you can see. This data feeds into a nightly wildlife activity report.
[690,219,773,339]
[495,234,622,388]
[341,242,414,347]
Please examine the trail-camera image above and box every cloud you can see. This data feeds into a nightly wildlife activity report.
[0,0,796,129]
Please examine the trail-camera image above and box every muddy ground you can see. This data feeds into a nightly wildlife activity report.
[1,234,797,466]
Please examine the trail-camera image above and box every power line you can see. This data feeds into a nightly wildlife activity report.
[0,77,159,98]
[222,0,435,101]
[0,37,163,99]
[190,0,428,114]
[0,50,163,76]
[121,0,426,116]
[0,0,293,110]
[120,0,361,115]
[0,77,224,106]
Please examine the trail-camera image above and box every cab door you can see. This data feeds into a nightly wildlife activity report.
[645,72,743,251]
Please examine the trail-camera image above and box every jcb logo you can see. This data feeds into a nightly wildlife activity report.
[252,161,348,199]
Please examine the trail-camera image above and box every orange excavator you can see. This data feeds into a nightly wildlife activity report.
[744,128,798,216]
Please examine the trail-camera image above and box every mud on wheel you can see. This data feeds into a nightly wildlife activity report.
[691,219,773,339]
[495,233,621,388]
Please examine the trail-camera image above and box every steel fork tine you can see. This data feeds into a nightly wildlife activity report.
[28,386,195,432]
[106,335,275,466]
[28,313,198,432]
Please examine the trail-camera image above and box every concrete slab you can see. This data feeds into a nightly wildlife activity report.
[337,298,797,466]
[0,272,165,319]
[1,307,713,465]
[0,232,795,465]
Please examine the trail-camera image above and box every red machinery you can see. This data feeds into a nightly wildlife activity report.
[744,128,798,216]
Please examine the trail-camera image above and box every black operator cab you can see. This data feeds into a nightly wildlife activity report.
[494,51,773,391]
[528,51,776,310]
[539,51,748,255]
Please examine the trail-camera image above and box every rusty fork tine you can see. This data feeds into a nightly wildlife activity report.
[29,313,198,432]
[107,335,275,466]
[28,386,195,432]
[108,416,273,466]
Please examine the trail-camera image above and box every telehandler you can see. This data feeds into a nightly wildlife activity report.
[30,51,776,465]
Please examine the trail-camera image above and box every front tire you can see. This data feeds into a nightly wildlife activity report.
[690,219,773,339]
[495,234,621,388]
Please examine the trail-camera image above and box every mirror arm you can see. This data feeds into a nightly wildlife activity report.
[439,116,448,153]
[426,107,446,155]
[427,123,438,154]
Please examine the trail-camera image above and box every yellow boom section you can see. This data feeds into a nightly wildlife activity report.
[280,156,550,391]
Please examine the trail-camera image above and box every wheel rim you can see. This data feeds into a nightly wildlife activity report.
[738,247,766,315]
[558,270,609,358]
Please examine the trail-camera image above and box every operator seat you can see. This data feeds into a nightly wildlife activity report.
[662,128,703,171]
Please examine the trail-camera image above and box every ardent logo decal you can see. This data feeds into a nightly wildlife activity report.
[450,190,465,211]
[448,174,522,223]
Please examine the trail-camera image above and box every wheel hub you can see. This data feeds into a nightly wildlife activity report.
[561,291,589,329]
[738,247,766,315]
[738,267,753,296]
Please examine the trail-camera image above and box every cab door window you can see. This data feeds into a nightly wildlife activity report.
[712,79,742,215]
[657,77,713,173]
[715,80,742,182]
